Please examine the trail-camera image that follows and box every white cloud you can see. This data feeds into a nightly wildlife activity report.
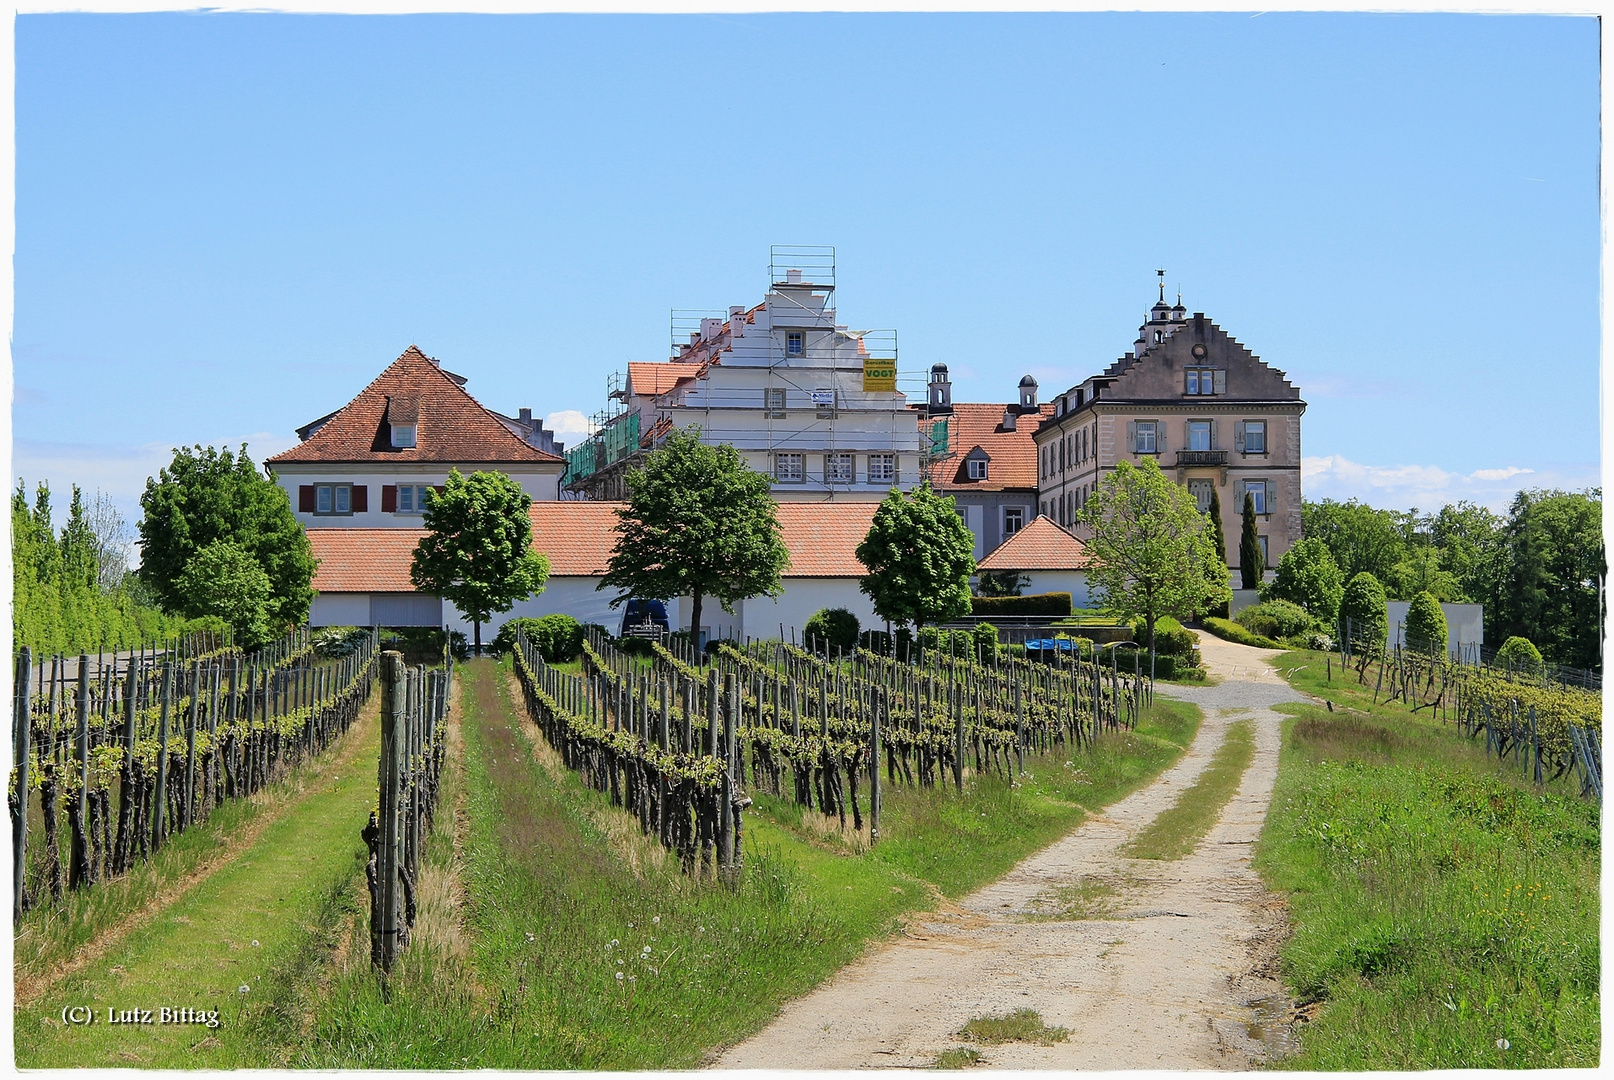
[1302,454,1600,512]
[544,409,593,446]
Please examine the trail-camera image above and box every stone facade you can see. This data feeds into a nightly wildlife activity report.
[1034,289,1305,575]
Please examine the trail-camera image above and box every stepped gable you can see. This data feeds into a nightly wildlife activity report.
[919,402,1055,491]
[976,515,1094,572]
[1105,317,1302,403]
[269,346,561,465]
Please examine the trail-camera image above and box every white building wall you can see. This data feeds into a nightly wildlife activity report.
[1386,601,1485,654]
[1018,570,1093,608]
[273,465,562,529]
[308,592,443,628]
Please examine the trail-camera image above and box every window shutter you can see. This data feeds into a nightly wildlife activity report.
[1214,369,1227,394]
[351,485,368,512]
[381,485,397,513]
[1157,422,1167,453]
[298,485,316,512]
[1127,420,1137,453]
[1234,422,1245,452]
[1235,480,1246,507]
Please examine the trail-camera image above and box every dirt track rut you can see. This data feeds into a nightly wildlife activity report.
[715,635,1304,1070]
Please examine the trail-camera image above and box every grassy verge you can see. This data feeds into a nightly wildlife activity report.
[293,660,1200,1068]
[13,695,382,1005]
[1255,653,1600,1068]
[14,698,382,1068]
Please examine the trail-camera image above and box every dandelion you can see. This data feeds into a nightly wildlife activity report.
[1496,1039,1510,1051]
[697,926,705,933]
[238,985,250,994]
[652,915,660,925]
[615,971,624,982]
[525,932,536,943]
[628,922,635,929]
[251,940,261,948]
[611,938,620,946]
[643,945,652,956]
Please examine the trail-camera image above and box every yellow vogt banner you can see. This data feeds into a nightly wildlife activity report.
[862,355,897,392]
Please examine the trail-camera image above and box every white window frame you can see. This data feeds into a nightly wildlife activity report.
[391,423,417,448]
[315,483,352,516]
[1244,479,1270,516]
[967,458,989,480]
[1136,421,1158,454]
[774,453,805,483]
[1004,506,1025,535]
[786,331,805,357]
[765,387,787,418]
[1187,420,1212,452]
[826,452,853,484]
[868,453,896,485]
[1243,420,1267,455]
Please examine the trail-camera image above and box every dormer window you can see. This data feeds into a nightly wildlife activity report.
[391,424,417,448]
[968,459,989,481]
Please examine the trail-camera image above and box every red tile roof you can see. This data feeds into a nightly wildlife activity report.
[976,516,1094,572]
[270,346,563,466]
[774,502,879,577]
[529,501,625,577]
[917,402,1055,492]
[310,529,425,593]
[626,361,699,399]
[309,499,881,593]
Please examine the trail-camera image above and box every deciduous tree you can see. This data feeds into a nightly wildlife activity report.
[138,445,316,629]
[1260,536,1345,624]
[176,540,274,647]
[855,484,977,630]
[411,468,550,654]
[1078,458,1230,677]
[598,429,788,643]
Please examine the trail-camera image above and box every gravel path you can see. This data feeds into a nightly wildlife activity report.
[713,632,1306,1070]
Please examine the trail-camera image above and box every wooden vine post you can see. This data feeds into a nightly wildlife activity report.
[869,688,881,846]
[71,656,91,889]
[375,650,405,971]
[12,648,32,923]
[151,663,172,852]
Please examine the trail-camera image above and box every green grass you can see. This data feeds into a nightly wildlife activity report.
[288,660,1200,1068]
[1122,718,1255,860]
[958,1008,1069,1045]
[14,701,381,1068]
[1255,651,1600,1069]
[929,1045,984,1068]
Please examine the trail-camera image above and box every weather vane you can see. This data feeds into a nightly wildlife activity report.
[1156,268,1166,301]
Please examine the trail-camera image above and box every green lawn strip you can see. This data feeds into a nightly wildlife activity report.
[1254,661,1600,1068]
[298,663,1201,1068]
[1122,718,1255,860]
[14,711,380,1069]
[16,780,273,996]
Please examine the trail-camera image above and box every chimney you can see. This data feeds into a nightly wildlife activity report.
[1002,407,1018,432]
[518,407,532,427]
[729,305,745,338]
[785,268,803,284]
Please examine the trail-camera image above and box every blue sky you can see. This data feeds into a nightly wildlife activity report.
[12,11,1601,527]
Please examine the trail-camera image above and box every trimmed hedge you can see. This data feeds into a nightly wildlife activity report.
[1129,615,1197,658]
[805,607,859,652]
[971,592,1073,617]
[1202,617,1282,650]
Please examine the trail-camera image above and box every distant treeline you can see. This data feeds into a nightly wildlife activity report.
[12,480,220,657]
[1303,488,1603,672]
